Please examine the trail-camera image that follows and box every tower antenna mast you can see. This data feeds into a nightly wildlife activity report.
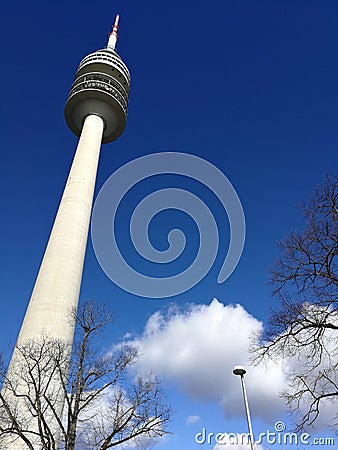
[108,14,120,50]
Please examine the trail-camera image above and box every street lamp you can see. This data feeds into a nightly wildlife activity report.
[233,365,255,450]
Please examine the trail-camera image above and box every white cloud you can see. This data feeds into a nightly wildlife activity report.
[125,299,286,422]
[186,415,200,425]
[123,298,338,431]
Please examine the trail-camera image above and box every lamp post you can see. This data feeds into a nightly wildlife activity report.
[233,365,255,450]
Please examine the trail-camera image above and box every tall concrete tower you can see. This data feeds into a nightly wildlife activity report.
[1,15,130,449]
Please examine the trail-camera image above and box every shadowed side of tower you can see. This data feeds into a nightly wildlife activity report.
[1,15,130,449]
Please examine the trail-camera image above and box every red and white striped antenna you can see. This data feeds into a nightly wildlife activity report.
[107,14,120,50]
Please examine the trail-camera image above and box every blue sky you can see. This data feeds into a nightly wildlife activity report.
[1,0,337,449]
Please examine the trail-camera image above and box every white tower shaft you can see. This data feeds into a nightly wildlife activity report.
[2,114,104,449]
[17,114,104,343]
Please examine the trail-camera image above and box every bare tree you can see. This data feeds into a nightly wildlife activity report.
[252,175,338,430]
[0,301,171,449]
[0,336,70,449]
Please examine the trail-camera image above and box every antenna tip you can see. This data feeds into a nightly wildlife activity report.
[107,13,120,50]
[112,14,120,32]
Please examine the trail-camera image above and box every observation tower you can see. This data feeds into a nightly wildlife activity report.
[1,15,130,449]
[16,14,130,345]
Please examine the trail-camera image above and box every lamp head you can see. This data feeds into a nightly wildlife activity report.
[233,365,246,376]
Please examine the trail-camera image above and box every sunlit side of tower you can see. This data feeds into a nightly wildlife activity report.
[1,15,130,449]
[18,14,130,345]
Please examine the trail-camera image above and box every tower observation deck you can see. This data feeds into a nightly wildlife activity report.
[1,15,130,450]
[65,14,130,143]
